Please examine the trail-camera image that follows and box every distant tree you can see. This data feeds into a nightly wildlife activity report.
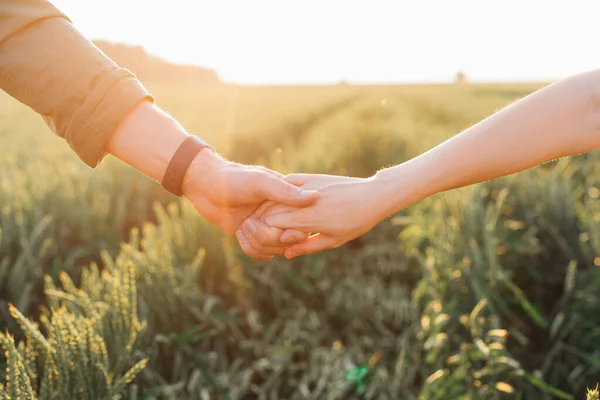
[454,71,468,84]
[93,40,220,84]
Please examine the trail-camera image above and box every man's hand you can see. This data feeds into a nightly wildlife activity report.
[181,150,316,259]
[106,101,313,260]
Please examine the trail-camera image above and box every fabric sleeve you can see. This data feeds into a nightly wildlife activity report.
[0,0,154,167]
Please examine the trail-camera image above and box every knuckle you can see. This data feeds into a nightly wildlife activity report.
[283,183,297,197]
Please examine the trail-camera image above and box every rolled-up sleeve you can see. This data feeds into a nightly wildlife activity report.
[0,0,154,168]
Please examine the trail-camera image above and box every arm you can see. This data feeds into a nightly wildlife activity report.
[258,69,600,258]
[377,69,600,213]
[0,0,314,259]
[107,100,317,252]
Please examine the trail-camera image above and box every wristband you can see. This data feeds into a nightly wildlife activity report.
[161,135,214,196]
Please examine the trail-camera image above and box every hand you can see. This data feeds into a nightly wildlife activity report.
[235,174,362,258]
[181,150,317,259]
[244,173,387,258]
[105,101,313,260]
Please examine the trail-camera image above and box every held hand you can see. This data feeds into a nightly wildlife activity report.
[243,173,386,258]
[181,150,317,259]
[236,174,363,258]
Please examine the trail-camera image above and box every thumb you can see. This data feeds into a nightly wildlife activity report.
[279,228,311,245]
[283,234,338,258]
[254,173,319,207]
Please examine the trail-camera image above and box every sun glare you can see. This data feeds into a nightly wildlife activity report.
[51,0,600,84]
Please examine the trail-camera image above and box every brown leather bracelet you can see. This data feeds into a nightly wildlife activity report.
[161,136,214,196]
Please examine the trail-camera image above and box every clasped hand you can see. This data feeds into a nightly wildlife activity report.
[236,174,386,260]
[181,149,388,260]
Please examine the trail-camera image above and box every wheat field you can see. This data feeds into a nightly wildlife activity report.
[1,81,600,399]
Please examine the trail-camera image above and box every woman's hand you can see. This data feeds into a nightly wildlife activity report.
[233,174,357,259]
[242,173,388,259]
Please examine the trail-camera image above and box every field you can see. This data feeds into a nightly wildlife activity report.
[1,81,600,399]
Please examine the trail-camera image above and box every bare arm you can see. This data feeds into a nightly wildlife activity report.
[377,69,600,213]
[260,69,600,257]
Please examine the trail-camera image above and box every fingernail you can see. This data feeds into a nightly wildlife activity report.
[300,190,318,198]
[285,251,296,259]
[283,236,297,244]
[243,220,256,238]
[236,231,246,244]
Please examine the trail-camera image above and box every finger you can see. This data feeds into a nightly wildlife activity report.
[237,219,289,257]
[245,205,308,246]
[283,234,339,259]
[241,218,309,247]
[264,208,314,231]
[252,173,319,207]
[254,203,299,222]
[245,241,286,257]
[241,218,283,246]
[243,239,287,257]
[279,229,311,245]
[236,230,273,260]
[241,234,286,257]
[250,200,278,220]
[284,173,355,187]
[283,173,313,186]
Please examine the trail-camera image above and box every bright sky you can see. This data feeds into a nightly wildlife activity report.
[51,0,600,85]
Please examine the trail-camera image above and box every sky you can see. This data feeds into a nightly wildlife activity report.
[50,0,600,85]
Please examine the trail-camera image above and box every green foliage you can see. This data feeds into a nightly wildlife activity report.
[0,141,170,341]
[1,83,600,399]
[0,264,147,399]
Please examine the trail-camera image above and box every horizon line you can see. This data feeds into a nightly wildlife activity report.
[91,38,560,87]
[217,79,554,86]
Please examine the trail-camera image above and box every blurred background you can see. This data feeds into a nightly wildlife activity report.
[2,1,600,399]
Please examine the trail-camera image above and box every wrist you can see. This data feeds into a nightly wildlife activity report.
[372,158,439,217]
[107,101,189,182]
[181,148,226,199]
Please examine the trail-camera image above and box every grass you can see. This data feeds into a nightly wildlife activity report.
[1,81,599,399]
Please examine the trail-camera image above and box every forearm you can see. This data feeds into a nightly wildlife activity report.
[106,101,189,182]
[106,100,225,201]
[375,69,600,215]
